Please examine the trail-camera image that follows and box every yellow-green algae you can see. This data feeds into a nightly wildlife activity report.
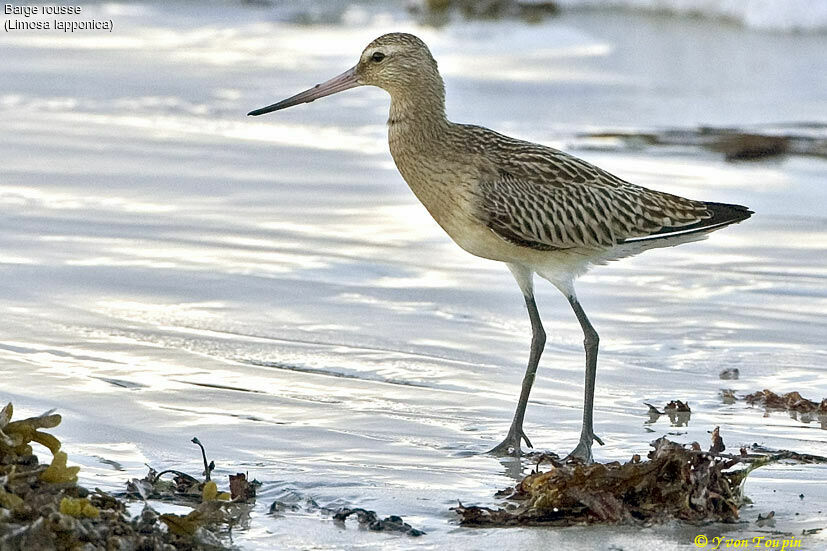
[0,402,250,550]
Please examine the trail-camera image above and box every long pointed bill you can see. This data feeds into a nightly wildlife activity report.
[247,66,361,116]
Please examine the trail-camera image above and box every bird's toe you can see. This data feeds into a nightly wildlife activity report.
[566,438,595,464]
[487,429,531,456]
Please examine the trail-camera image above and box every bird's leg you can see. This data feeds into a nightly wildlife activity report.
[488,291,546,456]
[566,294,604,463]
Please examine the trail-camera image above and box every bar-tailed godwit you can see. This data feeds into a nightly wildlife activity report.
[248,33,752,462]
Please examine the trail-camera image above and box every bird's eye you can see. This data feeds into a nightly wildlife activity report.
[371,51,386,62]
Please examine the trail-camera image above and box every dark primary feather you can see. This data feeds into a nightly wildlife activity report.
[621,201,753,244]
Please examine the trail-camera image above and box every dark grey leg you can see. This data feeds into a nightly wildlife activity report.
[566,294,604,463]
[488,291,546,456]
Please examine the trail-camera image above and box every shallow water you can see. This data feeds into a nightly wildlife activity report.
[1,3,826,549]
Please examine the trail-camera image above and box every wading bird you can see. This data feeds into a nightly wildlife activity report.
[248,33,751,462]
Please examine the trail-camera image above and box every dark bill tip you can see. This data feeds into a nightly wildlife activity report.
[247,65,360,117]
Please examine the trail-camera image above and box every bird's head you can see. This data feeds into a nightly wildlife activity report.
[355,33,439,93]
[247,33,440,116]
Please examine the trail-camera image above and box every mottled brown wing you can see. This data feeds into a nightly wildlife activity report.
[480,166,711,251]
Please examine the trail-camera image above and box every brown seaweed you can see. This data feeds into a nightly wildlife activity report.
[745,389,827,415]
[415,0,559,21]
[333,507,425,536]
[644,400,691,426]
[579,125,827,161]
[455,431,758,527]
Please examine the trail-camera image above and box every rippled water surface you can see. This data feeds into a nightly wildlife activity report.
[1,3,826,549]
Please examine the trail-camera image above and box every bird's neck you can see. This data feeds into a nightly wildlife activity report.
[387,83,449,153]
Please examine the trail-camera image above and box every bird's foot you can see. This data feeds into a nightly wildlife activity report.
[565,432,604,464]
[487,428,533,456]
